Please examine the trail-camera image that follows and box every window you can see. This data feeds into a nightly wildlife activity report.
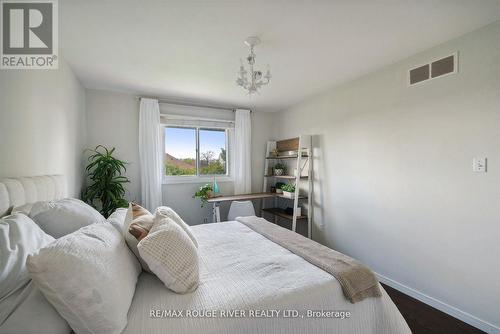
[199,129,227,175]
[165,127,197,176]
[164,126,229,179]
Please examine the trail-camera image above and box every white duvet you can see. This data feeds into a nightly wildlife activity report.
[123,221,410,334]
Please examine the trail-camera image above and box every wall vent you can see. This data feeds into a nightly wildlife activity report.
[408,52,457,86]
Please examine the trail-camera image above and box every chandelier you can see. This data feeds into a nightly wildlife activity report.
[236,36,271,94]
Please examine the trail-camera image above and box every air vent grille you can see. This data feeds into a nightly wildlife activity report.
[409,64,429,85]
[408,53,457,86]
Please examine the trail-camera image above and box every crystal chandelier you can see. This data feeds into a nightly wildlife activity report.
[236,36,271,94]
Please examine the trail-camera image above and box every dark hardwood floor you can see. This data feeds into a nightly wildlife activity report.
[381,284,485,334]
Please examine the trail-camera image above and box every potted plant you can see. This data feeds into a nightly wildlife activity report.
[281,183,296,198]
[193,183,214,207]
[275,182,285,194]
[82,145,130,217]
[273,162,287,176]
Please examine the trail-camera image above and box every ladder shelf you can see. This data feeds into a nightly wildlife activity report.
[261,135,313,239]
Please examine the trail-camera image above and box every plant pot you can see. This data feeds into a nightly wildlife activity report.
[274,168,284,176]
[276,189,283,194]
[282,191,294,198]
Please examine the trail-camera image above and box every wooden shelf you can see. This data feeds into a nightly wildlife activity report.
[207,192,307,203]
[275,194,308,200]
[266,155,309,160]
[264,175,308,179]
[262,208,307,220]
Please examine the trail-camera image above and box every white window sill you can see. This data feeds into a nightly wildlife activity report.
[163,176,234,185]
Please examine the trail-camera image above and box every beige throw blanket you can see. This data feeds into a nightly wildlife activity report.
[236,216,381,303]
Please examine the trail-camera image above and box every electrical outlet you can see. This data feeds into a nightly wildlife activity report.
[472,157,487,173]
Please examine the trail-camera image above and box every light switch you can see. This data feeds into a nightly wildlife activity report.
[472,157,487,173]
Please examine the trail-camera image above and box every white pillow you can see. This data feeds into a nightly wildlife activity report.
[138,217,199,294]
[155,206,198,248]
[0,214,71,334]
[0,214,54,305]
[29,198,105,238]
[27,222,141,334]
[107,207,128,234]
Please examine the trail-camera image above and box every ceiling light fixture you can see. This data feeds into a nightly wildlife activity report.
[236,36,271,95]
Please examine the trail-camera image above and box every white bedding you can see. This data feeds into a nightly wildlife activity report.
[123,221,410,334]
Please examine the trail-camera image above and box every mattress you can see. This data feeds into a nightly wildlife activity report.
[123,221,410,334]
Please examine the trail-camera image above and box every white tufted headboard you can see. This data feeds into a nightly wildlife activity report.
[0,175,67,216]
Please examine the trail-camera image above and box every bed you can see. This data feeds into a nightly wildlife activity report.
[123,218,410,334]
[1,175,411,334]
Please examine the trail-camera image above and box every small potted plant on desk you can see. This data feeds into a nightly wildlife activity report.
[193,183,217,207]
[281,183,296,199]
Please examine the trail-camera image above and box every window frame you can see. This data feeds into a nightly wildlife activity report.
[162,124,233,184]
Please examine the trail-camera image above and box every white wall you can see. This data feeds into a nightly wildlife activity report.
[272,21,500,332]
[85,89,273,224]
[251,112,274,193]
[85,90,141,202]
[0,61,87,196]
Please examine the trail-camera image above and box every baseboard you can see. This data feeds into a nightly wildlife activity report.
[375,272,500,334]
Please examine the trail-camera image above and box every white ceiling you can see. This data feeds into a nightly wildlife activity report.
[60,0,500,112]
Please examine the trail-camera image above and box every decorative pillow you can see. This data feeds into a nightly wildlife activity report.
[29,198,105,238]
[155,206,198,248]
[138,217,199,294]
[27,222,141,334]
[124,202,154,271]
[0,214,71,334]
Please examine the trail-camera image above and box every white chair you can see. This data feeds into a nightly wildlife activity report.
[227,201,255,221]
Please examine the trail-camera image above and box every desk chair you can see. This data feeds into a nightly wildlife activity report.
[227,201,255,221]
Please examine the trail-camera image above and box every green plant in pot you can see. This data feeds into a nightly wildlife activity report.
[82,145,130,217]
[281,183,296,198]
[275,182,286,194]
[274,162,287,176]
[193,183,213,207]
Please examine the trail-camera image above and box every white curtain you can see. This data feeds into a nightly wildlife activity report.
[234,109,252,194]
[139,98,163,211]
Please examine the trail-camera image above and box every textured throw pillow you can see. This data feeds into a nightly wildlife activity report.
[29,198,105,238]
[27,222,141,334]
[138,217,199,294]
[0,214,71,334]
[124,202,155,271]
[155,206,198,248]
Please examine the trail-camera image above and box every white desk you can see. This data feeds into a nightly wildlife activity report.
[206,192,277,222]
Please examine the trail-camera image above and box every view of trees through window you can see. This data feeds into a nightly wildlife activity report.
[165,127,227,176]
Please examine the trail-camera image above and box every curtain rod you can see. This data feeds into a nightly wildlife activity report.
[163,114,235,124]
[137,96,251,112]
